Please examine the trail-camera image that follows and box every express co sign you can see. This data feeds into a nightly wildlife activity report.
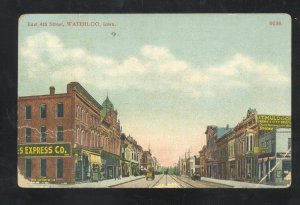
[18,143,71,157]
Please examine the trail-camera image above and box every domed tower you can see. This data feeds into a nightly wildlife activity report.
[100,96,114,119]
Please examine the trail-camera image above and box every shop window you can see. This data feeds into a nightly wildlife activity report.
[41,159,46,177]
[41,126,46,142]
[25,127,31,143]
[25,105,31,120]
[26,159,31,178]
[271,139,275,152]
[56,125,64,141]
[40,104,47,118]
[56,103,64,118]
[57,159,63,178]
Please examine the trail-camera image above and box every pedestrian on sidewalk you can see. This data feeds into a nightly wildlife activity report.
[118,167,121,180]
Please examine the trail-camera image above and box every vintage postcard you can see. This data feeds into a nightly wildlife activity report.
[18,14,291,188]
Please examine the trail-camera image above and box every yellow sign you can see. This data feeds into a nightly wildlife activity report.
[257,115,291,131]
[18,143,71,157]
[253,147,269,154]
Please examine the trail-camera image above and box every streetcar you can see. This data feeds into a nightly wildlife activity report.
[191,172,201,181]
[146,167,155,180]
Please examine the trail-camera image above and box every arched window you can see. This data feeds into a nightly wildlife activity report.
[75,105,78,119]
[76,128,80,143]
[90,133,93,148]
[86,132,89,146]
[81,130,84,145]
[103,137,106,150]
[78,106,81,120]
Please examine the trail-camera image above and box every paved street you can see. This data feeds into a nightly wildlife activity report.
[113,174,232,188]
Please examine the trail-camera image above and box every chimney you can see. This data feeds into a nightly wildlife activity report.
[50,86,55,95]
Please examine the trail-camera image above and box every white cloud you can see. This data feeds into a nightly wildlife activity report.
[19,32,290,98]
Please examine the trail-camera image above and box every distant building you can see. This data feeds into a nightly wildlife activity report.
[205,125,232,178]
[216,127,233,179]
[199,145,207,177]
[189,156,195,175]
[141,150,152,171]
[189,155,200,175]
[227,131,236,180]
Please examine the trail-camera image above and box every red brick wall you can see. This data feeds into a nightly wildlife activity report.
[74,93,101,149]
[18,94,73,144]
[18,157,75,184]
[18,93,75,184]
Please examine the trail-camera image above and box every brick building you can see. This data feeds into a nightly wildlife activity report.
[234,108,258,182]
[215,127,233,179]
[99,96,121,180]
[18,82,103,184]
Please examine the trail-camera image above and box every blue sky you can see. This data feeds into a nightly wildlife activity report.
[19,14,291,166]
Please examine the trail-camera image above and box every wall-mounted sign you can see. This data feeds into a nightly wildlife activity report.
[277,152,291,158]
[253,146,269,154]
[18,143,71,157]
[257,115,291,131]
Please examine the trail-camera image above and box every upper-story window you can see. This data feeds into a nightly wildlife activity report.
[25,127,31,143]
[56,125,64,141]
[25,105,31,120]
[41,126,47,142]
[75,105,78,119]
[40,104,47,118]
[75,128,80,143]
[56,103,64,118]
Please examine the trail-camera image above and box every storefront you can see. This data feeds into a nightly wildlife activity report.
[257,153,276,183]
[229,160,235,179]
[121,161,131,177]
[131,163,139,176]
[74,148,101,182]
[18,143,74,184]
[100,151,120,179]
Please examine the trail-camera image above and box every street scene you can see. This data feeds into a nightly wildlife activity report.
[18,14,291,188]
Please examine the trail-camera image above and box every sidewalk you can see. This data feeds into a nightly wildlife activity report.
[201,177,290,188]
[21,175,145,188]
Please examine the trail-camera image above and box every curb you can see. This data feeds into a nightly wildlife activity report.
[200,178,287,188]
[200,178,234,188]
[108,176,145,188]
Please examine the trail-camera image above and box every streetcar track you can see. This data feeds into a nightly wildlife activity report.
[150,174,165,188]
[171,175,233,188]
[169,175,196,188]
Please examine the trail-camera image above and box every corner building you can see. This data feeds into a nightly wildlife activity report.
[18,82,103,184]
